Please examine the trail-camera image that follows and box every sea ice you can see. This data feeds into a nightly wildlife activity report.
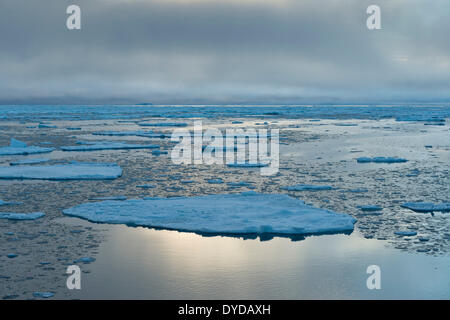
[61,141,159,151]
[0,200,22,206]
[10,158,50,166]
[394,230,417,236]
[138,122,188,127]
[33,292,54,298]
[0,212,45,220]
[0,163,122,180]
[359,205,383,211]
[63,192,356,237]
[356,157,408,163]
[0,139,54,156]
[401,202,450,213]
[282,184,333,191]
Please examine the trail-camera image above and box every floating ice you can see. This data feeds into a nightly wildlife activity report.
[10,158,50,166]
[74,257,96,264]
[359,205,383,212]
[91,196,127,201]
[0,200,22,206]
[282,184,333,191]
[33,292,54,298]
[63,192,356,237]
[206,178,223,184]
[356,157,408,163]
[401,202,450,213]
[0,139,54,156]
[138,122,188,127]
[136,184,156,189]
[395,230,417,236]
[227,163,269,168]
[38,123,57,129]
[0,163,122,180]
[61,141,159,151]
[0,212,45,220]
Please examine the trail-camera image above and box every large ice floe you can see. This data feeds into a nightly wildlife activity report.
[0,139,54,156]
[63,192,356,239]
[61,141,159,151]
[0,212,45,220]
[401,202,450,213]
[0,163,122,180]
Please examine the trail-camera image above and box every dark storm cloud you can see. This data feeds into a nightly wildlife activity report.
[0,0,449,104]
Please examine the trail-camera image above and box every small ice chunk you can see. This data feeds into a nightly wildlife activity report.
[206,178,223,184]
[395,230,417,236]
[61,141,159,151]
[282,184,333,191]
[63,193,356,237]
[359,205,383,212]
[227,163,269,168]
[74,257,96,264]
[10,158,50,166]
[0,199,22,206]
[91,196,127,201]
[0,212,45,220]
[138,122,188,127]
[401,202,450,213]
[136,184,156,189]
[0,139,54,156]
[9,138,27,148]
[0,163,122,180]
[33,292,54,298]
[356,157,408,163]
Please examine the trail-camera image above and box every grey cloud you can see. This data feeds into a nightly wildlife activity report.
[0,0,449,104]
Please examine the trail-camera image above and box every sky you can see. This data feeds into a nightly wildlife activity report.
[0,0,449,105]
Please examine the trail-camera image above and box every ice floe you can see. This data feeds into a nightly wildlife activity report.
[61,141,159,151]
[0,212,45,220]
[356,157,408,163]
[282,184,333,191]
[359,205,383,212]
[0,163,122,180]
[401,202,450,213]
[394,230,417,236]
[0,200,22,206]
[138,122,188,127]
[10,158,50,166]
[63,192,356,237]
[33,292,54,298]
[0,139,54,156]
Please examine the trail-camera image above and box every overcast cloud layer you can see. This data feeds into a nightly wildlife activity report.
[0,0,449,104]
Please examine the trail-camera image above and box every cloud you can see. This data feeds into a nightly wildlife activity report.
[0,0,449,104]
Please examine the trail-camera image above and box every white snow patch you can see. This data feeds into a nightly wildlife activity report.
[63,192,356,237]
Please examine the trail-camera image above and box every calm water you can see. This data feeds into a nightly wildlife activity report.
[62,218,449,300]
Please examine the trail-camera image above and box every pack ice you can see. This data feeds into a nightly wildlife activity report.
[0,163,122,180]
[63,192,356,237]
[0,139,54,156]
